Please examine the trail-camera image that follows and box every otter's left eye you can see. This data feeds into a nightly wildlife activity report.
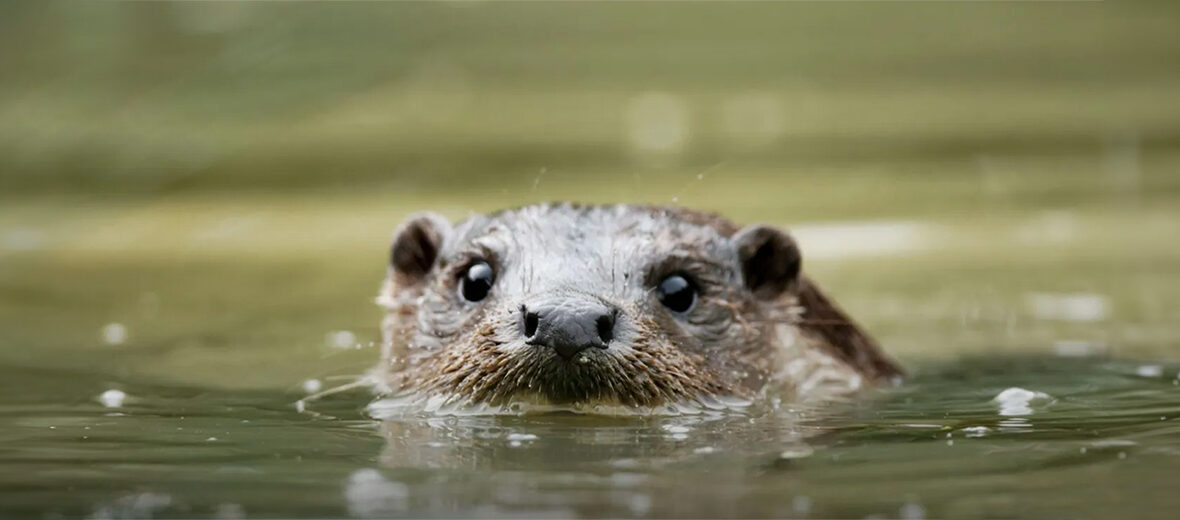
[460,261,495,302]
[657,274,696,313]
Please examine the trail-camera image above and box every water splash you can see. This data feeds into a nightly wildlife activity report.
[993,387,1054,417]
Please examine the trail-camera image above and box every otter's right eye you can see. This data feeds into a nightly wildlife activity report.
[657,274,696,313]
[460,261,495,302]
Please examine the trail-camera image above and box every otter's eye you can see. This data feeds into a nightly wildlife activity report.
[657,274,696,313]
[460,261,495,302]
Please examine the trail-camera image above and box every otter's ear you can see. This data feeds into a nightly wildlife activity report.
[389,212,451,284]
[733,224,802,299]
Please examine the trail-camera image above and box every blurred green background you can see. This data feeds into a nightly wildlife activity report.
[1,1,1178,390]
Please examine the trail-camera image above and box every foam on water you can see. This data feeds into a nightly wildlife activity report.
[302,379,323,394]
[325,330,358,349]
[98,389,126,408]
[993,387,1054,417]
[961,426,991,438]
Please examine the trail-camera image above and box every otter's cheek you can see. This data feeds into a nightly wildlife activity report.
[481,302,531,352]
[600,313,644,356]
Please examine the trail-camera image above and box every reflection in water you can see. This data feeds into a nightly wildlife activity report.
[90,492,173,520]
[354,409,813,518]
[2,358,1180,518]
[373,410,809,471]
[345,469,409,518]
[340,357,1180,517]
[3,1,1178,517]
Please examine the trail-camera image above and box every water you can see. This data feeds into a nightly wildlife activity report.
[3,357,1178,519]
[3,188,1175,520]
[3,1,1180,517]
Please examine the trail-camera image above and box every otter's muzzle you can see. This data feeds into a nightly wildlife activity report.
[520,298,617,360]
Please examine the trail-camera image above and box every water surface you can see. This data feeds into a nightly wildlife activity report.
[3,1,1180,517]
[4,358,1178,519]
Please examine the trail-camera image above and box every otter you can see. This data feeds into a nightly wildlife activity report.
[373,203,901,414]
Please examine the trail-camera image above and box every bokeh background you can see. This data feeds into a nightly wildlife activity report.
[2,1,1178,390]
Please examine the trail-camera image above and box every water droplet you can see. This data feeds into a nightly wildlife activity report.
[101,323,128,345]
[98,389,126,408]
[993,387,1053,416]
[326,330,357,349]
[302,379,323,394]
[961,426,990,438]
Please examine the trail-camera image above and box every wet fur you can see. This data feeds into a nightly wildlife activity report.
[376,203,901,410]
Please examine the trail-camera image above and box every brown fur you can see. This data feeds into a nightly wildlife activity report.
[376,203,901,411]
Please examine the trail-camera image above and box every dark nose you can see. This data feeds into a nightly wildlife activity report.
[521,299,616,360]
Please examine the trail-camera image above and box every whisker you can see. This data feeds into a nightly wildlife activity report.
[295,377,374,415]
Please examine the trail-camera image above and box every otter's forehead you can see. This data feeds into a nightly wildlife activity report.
[444,204,738,291]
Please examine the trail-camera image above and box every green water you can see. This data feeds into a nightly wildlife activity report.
[3,1,1180,518]
[3,359,1179,518]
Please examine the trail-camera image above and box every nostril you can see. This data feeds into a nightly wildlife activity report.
[522,307,540,339]
[596,311,616,345]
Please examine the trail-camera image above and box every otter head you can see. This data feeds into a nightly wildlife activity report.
[377,204,805,410]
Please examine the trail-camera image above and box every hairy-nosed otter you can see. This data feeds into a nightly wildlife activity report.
[374,203,901,413]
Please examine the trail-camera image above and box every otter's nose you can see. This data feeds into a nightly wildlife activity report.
[521,299,616,360]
